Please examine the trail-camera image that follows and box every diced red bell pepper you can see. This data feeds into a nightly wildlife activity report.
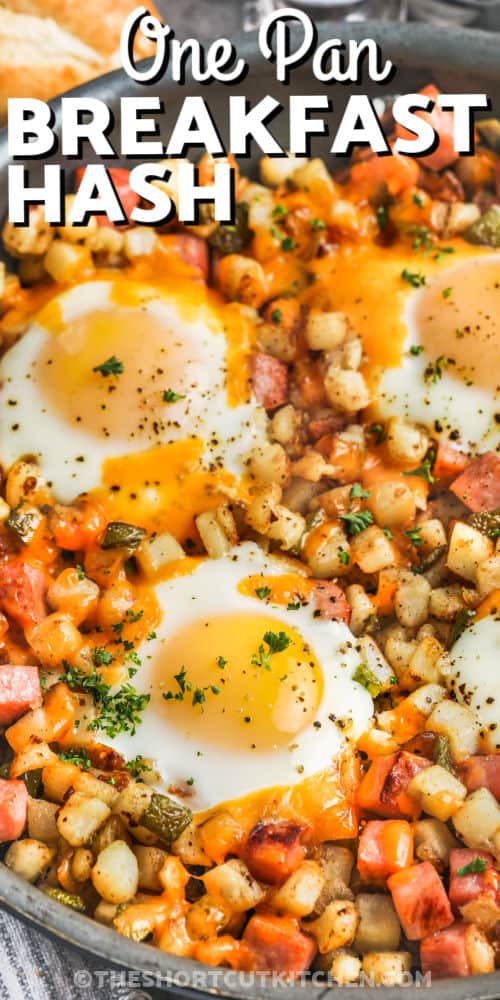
[450,452,500,512]
[243,820,307,885]
[433,441,469,481]
[0,558,46,631]
[449,848,498,911]
[395,84,459,172]
[356,752,431,820]
[458,755,500,801]
[251,353,289,411]
[421,921,494,978]
[0,665,42,726]
[242,914,316,976]
[75,167,139,228]
[388,860,453,940]
[0,778,28,842]
[311,581,352,624]
[358,820,414,882]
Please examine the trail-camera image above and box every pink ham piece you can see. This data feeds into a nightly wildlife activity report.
[251,353,288,410]
[0,778,28,842]
[421,921,495,979]
[311,581,352,624]
[458,755,500,801]
[0,665,42,726]
[449,849,498,911]
[388,861,453,940]
[450,452,500,512]
[0,558,46,631]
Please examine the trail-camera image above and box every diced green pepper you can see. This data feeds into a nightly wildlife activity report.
[208,203,252,255]
[5,505,39,545]
[464,207,500,248]
[101,522,146,551]
[353,663,383,698]
[42,887,86,912]
[433,734,453,772]
[20,769,43,798]
[468,508,500,540]
[139,792,191,847]
[448,608,476,649]
[477,118,500,153]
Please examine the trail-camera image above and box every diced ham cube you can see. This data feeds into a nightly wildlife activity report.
[167,234,209,279]
[358,820,414,882]
[311,581,352,624]
[421,921,495,978]
[388,861,453,940]
[458,755,500,801]
[0,778,28,842]
[243,914,316,976]
[449,849,498,911]
[244,820,307,885]
[0,558,46,631]
[450,452,500,512]
[0,665,42,725]
[251,353,288,410]
[357,752,431,820]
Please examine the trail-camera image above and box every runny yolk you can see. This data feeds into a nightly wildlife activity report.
[152,613,323,752]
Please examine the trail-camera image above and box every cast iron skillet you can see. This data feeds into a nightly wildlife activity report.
[0,21,499,1000]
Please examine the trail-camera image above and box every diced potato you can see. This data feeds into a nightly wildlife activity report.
[324,366,371,414]
[354,894,401,953]
[42,762,80,804]
[405,683,446,717]
[394,575,431,629]
[270,405,299,446]
[195,507,237,558]
[476,555,500,598]
[218,255,266,308]
[3,206,53,258]
[461,894,500,932]
[57,792,111,847]
[361,951,412,987]
[428,699,480,763]
[399,635,444,690]
[5,838,55,882]
[11,741,58,779]
[71,847,94,883]
[331,951,361,984]
[123,228,158,259]
[418,518,447,555]
[270,860,325,917]
[6,459,51,508]
[414,818,458,870]
[74,771,119,808]
[245,483,282,534]
[304,522,351,578]
[27,797,59,845]
[384,627,417,679]
[351,525,396,574]
[171,822,212,867]
[91,814,130,856]
[91,840,139,904]
[408,764,467,821]
[356,636,397,694]
[345,586,375,637]
[447,522,494,582]
[305,310,349,351]
[312,844,354,915]
[136,532,185,578]
[386,417,428,466]
[453,788,500,860]
[202,859,266,913]
[368,480,416,530]
[259,153,307,188]
[133,845,169,892]
[257,320,297,363]
[464,922,496,975]
[43,241,91,283]
[186,894,230,939]
[429,585,467,621]
[248,443,290,486]
[446,202,480,236]
[308,900,359,953]
[267,505,306,551]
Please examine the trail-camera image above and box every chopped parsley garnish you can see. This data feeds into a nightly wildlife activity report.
[457,857,488,876]
[255,586,272,600]
[287,601,301,610]
[376,204,388,230]
[350,483,370,501]
[409,344,424,356]
[310,218,326,232]
[146,631,157,641]
[163,388,185,403]
[366,422,387,445]
[62,663,149,738]
[93,355,124,377]
[125,755,152,779]
[424,355,451,384]
[216,656,227,669]
[340,509,374,536]
[75,564,85,581]
[405,527,423,547]
[92,647,115,668]
[252,630,292,671]
[162,666,221,710]
[338,547,350,566]
[401,268,427,288]
[58,748,91,770]
[281,237,296,253]
[442,286,453,299]
[412,192,424,208]
[411,226,433,252]
[272,204,287,218]
[403,448,436,484]
[271,308,282,325]
[382,528,394,539]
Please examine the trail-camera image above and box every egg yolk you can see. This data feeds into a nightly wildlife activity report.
[414,257,500,394]
[153,613,324,751]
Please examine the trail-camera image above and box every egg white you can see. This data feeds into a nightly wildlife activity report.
[106,542,374,811]
[447,613,500,752]
[0,280,267,501]
[375,255,500,454]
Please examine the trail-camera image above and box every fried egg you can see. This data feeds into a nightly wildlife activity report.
[105,542,373,811]
[311,242,500,454]
[447,610,500,752]
[0,276,265,529]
